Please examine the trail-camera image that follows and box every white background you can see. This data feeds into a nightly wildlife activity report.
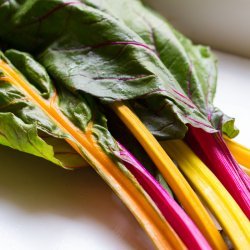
[145,0,250,58]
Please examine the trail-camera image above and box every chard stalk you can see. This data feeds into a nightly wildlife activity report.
[224,137,250,172]
[161,140,250,249]
[112,102,227,250]
[186,126,250,218]
[119,143,211,250]
[0,59,186,250]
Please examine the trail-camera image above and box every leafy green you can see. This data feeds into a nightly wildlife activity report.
[0,49,120,168]
[0,0,224,141]
[0,0,238,139]
[0,1,244,245]
[85,0,239,138]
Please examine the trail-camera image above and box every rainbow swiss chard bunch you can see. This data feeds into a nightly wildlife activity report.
[0,0,249,249]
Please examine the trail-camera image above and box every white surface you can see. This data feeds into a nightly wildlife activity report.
[145,0,250,58]
[215,51,250,147]
[0,51,249,249]
[0,148,153,250]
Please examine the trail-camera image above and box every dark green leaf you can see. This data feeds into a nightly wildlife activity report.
[0,0,238,140]
[86,0,238,138]
[0,0,217,140]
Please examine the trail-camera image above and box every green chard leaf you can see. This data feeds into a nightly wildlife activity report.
[0,0,221,141]
[85,0,239,138]
[0,49,122,169]
[0,50,77,168]
[0,0,238,141]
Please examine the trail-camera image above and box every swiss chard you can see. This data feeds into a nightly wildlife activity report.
[83,0,250,219]
[0,0,240,246]
[0,50,186,249]
[0,0,249,248]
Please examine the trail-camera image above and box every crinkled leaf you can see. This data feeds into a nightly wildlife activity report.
[129,99,188,139]
[0,51,71,167]
[0,0,217,140]
[0,112,62,166]
[175,32,238,138]
[0,49,120,168]
[86,0,238,138]
[6,49,53,98]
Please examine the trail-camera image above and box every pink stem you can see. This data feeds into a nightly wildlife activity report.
[118,143,211,250]
[186,126,250,218]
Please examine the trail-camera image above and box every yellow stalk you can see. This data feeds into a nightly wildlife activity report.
[0,60,186,250]
[224,136,250,172]
[112,102,227,250]
[161,140,250,249]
